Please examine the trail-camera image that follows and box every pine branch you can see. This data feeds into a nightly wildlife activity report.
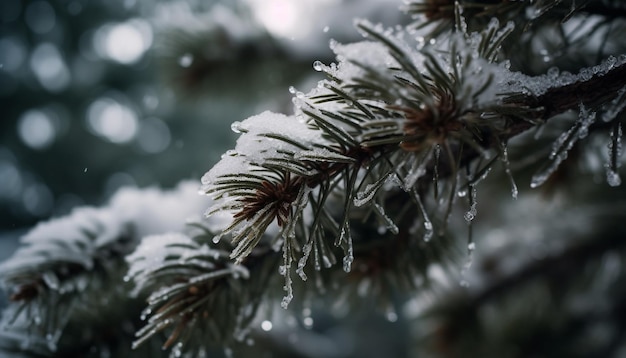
[126,224,280,357]
[0,207,134,353]
[200,5,626,319]
[504,59,626,133]
[0,182,209,355]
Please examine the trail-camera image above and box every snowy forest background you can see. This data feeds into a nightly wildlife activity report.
[1,0,626,357]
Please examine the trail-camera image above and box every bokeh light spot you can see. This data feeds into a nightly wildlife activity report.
[17,109,57,150]
[249,0,303,38]
[87,97,139,143]
[30,43,71,92]
[94,19,152,65]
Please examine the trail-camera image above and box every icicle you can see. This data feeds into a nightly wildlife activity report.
[531,104,596,188]
[321,250,333,269]
[280,238,294,309]
[315,270,326,293]
[353,172,393,207]
[414,191,433,242]
[283,184,311,241]
[465,240,476,270]
[606,123,623,187]
[500,142,518,199]
[463,185,477,222]
[459,240,475,288]
[577,105,596,139]
[341,222,354,272]
[404,149,432,190]
[373,203,399,234]
[312,240,321,271]
[454,1,468,35]
[433,144,441,200]
[601,85,626,122]
[296,240,312,281]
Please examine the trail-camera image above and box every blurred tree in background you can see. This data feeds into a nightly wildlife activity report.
[1,0,626,357]
[0,0,338,231]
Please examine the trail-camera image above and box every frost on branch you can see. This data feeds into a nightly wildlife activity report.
[126,224,279,357]
[200,17,521,309]
[0,181,210,353]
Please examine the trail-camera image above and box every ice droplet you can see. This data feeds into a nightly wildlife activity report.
[313,60,323,72]
[464,185,477,222]
[281,295,292,309]
[178,53,193,68]
[288,86,297,94]
[230,121,244,134]
[414,191,433,241]
[303,317,314,328]
[606,170,622,187]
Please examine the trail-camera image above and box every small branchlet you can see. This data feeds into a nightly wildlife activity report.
[126,225,280,356]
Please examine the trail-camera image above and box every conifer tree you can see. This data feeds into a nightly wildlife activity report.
[2,1,626,357]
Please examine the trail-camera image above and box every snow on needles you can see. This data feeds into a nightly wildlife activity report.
[201,111,324,189]
[0,181,212,279]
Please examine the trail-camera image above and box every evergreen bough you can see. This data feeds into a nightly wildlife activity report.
[2,1,626,357]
